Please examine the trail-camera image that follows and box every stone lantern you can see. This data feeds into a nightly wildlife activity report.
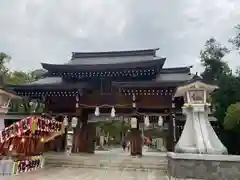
[174,80,227,154]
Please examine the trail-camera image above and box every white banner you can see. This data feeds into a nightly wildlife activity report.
[0,118,4,130]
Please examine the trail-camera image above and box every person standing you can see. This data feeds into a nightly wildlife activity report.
[146,136,151,147]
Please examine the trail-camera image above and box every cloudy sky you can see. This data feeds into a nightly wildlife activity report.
[0,0,240,73]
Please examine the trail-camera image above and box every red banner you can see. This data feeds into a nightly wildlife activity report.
[0,116,63,143]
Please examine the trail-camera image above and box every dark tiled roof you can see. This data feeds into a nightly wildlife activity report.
[155,66,194,82]
[159,66,192,74]
[41,48,165,71]
[7,77,91,90]
[156,73,195,82]
[71,48,159,59]
[112,81,184,88]
[67,55,159,65]
[41,58,166,72]
[112,68,197,88]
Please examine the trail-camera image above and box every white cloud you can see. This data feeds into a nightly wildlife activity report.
[0,0,239,72]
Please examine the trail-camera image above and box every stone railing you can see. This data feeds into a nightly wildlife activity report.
[0,155,44,176]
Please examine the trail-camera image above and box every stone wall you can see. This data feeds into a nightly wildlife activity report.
[167,152,240,180]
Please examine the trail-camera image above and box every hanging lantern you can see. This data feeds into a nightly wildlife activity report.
[111,107,116,118]
[95,106,100,116]
[63,116,68,127]
[71,117,78,128]
[144,116,150,127]
[131,117,137,128]
[132,94,136,108]
[158,116,163,126]
[132,94,136,101]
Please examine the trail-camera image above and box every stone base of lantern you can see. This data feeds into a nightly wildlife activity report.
[167,152,240,180]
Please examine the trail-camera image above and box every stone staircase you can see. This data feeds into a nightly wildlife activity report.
[44,152,167,172]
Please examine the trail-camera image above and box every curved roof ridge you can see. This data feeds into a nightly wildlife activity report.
[160,66,193,74]
[41,57,166,71]
[71,48,159,59]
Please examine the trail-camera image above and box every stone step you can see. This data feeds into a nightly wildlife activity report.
[45,157,167,163]
[44,154,167,162]
[45,160,167,168]
[45,156,167,162]
[44,152,167,171]
[45,163,167,172]
[46,162,166,169]
[45,161,167,169]
[45,158,167,171]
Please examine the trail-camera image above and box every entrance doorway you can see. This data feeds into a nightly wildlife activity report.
[89,114,169,156]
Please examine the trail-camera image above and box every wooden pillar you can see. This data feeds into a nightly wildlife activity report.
[130,119,142,156]
[76,109,95,154]
[72,108,83,153]
[77,110,87,153]
[86,123,96,153]
[130,93,142,156]
[167,114,174,151]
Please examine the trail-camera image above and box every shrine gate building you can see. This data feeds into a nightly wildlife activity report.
[8,48,203,155]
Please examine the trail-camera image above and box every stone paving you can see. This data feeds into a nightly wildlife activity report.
[1,147,168,180]
[1,167,168,180]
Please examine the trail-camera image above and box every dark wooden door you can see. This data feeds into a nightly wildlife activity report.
[86,123,96,153]
[77,123,96,153]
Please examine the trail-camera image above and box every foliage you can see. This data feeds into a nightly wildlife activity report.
[198,37,240,154]
[229,24,240,52]
[211,74,240,124]
[200,38,231,84]
[235,67,240,77]
[0,52,45,113]
[224,103,240,131]
[95,120,130,141]
[199,38,240,125]
[199,33,240,154]
[0,52,11,76]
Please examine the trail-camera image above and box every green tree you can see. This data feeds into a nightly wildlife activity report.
[229,24,240,52]
[200,38,231,84]
[0,52,45,113]
[211,74,240,124]
[0,52,11,76]
[224,103,240,131]
[7,69,45,85]
[223,102,240,154]
[199,38,240,154]
[235,67,240,77]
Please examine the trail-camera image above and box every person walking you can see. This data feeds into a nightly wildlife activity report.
[122,139,127,151]
[146,136,151,147]
[127,140,130,152]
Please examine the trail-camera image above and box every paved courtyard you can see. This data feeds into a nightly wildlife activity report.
[1,147,168,180]
[1,167,168,180]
